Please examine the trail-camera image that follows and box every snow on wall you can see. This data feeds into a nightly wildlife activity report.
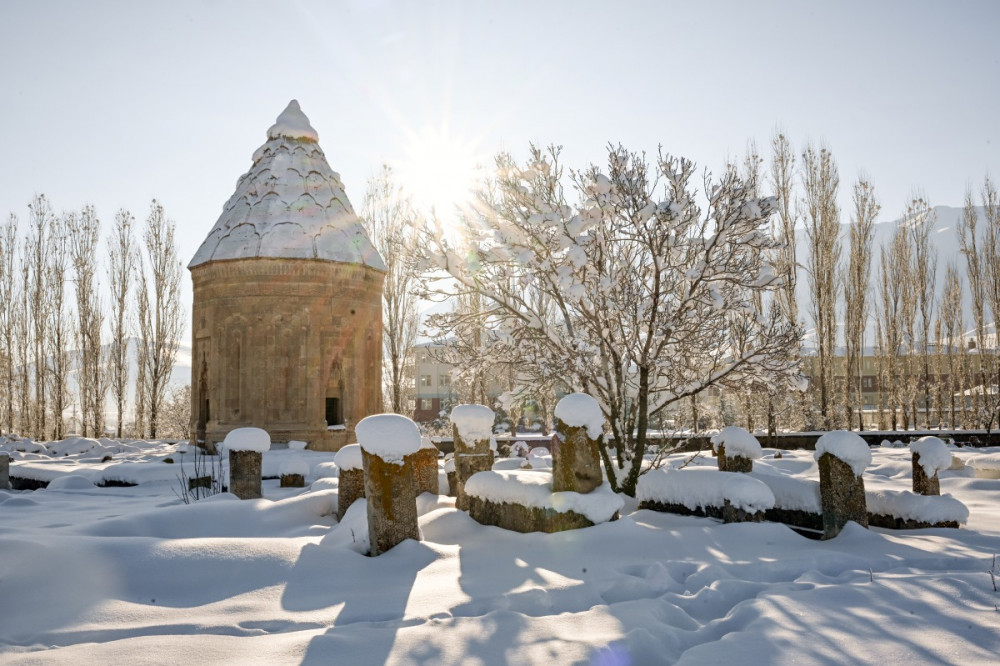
[463,469,623,524]
[814,430,872,477]
[333,443,363,471]
[189,100,385,272]
[909,437,952,476]
[553,393,604,440]
[866,489,969,525]
[223,427,271,453]
[450,405,495,442]
[750,471,821,513]
[356,414,421,464]
[710,426,763,459]
[637,467,775,514]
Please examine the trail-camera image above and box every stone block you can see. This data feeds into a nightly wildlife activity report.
[229,449,262,500]
[280,473,305,488]
[407,446,439,496]
[911,452,941,496]
[716,444,753,473]
[454,426,493,511]
[362,449,419,556]
[551,419,603,494]
[337,467,365,521]
[467,495,598,533]
[818,451,868,539]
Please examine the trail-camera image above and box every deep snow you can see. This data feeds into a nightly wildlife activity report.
[1,438,999,665]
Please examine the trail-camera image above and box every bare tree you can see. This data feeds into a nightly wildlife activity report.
[69,206,106,437]
[770,132,798,330]
[16,239,31,435]
[905,196,938,428]
[843,176,879,430]
[107,209,135,438]
[46,213,71,440]
[801,144,841,428]
[421,144,799,495]
[938,263,963,428]
[360,165,421,415]
[958,187,989,427]
[135,200,183,438]
[26,195,54,438]
[0,214,18,433]
[979,176,1000,432]
[877,227,910,430]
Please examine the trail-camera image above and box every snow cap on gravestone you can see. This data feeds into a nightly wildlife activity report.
[223,427,271,453]
[450,405,495,442]
[814,430,871,477]
[356,414,421,464]
[554,393,604,440]
[710,426,763,459]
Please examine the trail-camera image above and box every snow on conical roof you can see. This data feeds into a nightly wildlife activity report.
[189,100,385,271]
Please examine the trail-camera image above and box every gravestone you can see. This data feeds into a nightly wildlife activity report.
[551,393,604,494]
[451,405,495,510]
[357,414,422,556]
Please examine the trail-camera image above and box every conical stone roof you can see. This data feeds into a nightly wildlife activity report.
[189,100,385,271]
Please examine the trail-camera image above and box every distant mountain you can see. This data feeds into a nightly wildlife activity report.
[60,337,191,431]
[795,205,990,348]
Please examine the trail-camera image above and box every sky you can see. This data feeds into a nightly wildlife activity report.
[1,0,998,291]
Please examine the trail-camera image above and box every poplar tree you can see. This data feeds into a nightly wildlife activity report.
[843,177,878,430]
[802,144,841,428]
[135,200,183,438]
[107,209,135,438]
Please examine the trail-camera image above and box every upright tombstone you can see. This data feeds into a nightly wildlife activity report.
[225,427,270,500]
[406,438,440,496]
[334,443,365,521]
[710,426,762,473]
[444,454,458,496]
[451,405,496,510]
[0,452,9,490]
[279,460,308,488]
[910,436,951,496]
[551,393,605,493]
[357,414,422,556]
[815,430,871,539]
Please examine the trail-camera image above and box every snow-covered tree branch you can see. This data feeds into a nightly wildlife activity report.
[419,144,801,495]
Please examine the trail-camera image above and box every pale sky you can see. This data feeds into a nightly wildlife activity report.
[2,0,998,279]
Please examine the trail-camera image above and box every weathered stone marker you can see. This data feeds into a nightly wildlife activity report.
[0,452,9,490]
[815,430,871,539]
[910,436,951,496]
[444,454,458,496]
[551,393,604,494]
[334,443,365,521]
[710,426,762,474]
[357,413,422,556]
[279,460,308,488]
[451,405,496,511]
[406,438,440,496]
[225,427,270,500]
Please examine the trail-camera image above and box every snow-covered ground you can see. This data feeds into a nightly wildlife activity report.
[2,439,999,664]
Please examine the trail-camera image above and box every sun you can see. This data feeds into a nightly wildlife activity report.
[393,125,484,225]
